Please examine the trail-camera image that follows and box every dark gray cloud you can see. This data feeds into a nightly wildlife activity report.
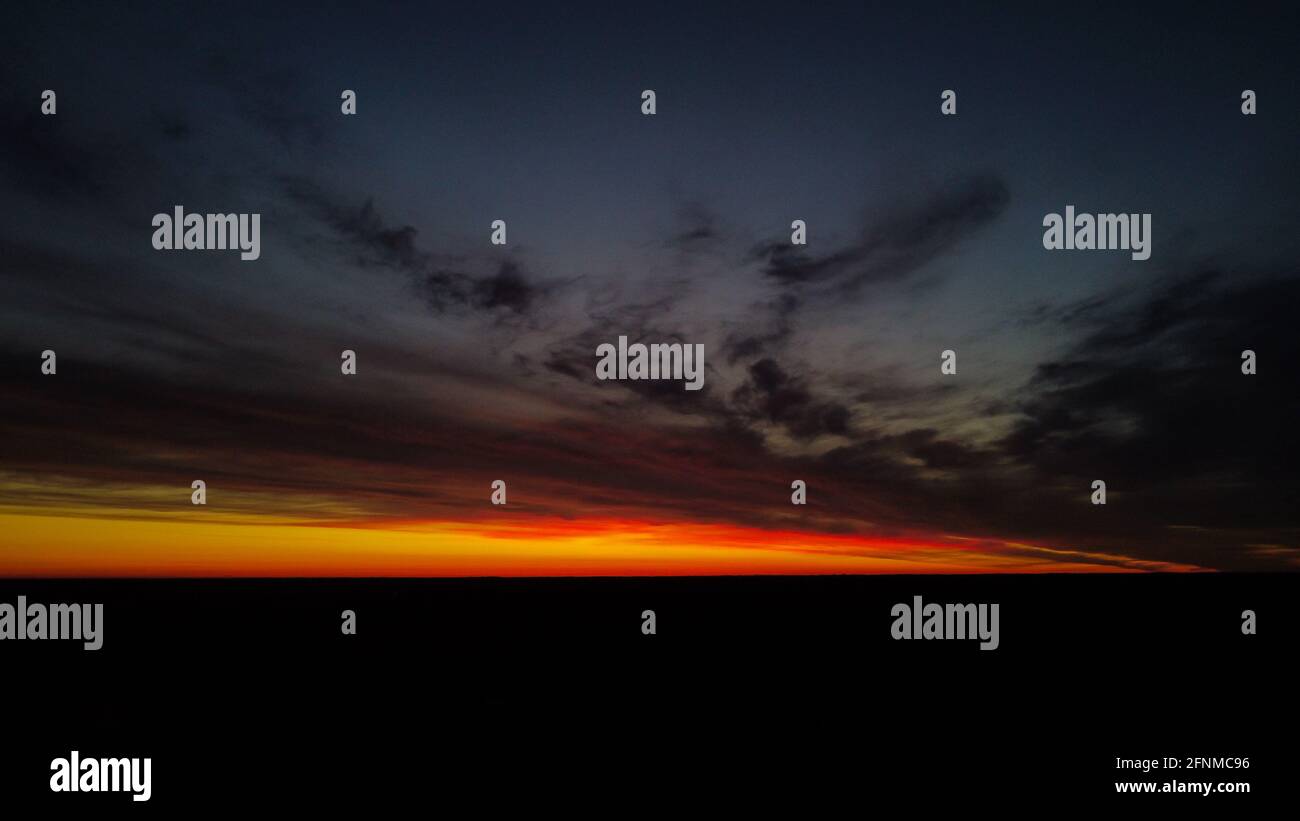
[471,260,540,313]
[750,175,1010,293]
[664,202,721,251]
[731,358,852,440]
[721,293,800,364]
[282,176,546,317]
[1001,269,1300,527]
[721,175,1010,365]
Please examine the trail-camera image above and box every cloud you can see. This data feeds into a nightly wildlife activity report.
[731,358,852,440]
[720,175,1010,366]
[471,260,541,313]
[664,202,722,251]
[1002,268,1300,522]
[281,176,547,317]
[750,174,1010,293]
[721,293,800,364]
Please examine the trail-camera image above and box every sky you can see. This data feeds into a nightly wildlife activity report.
[1,1,1297,574]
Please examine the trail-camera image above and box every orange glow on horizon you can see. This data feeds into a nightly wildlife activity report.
[0,511,1205,576]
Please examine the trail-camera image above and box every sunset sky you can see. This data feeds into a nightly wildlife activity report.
[1,2,1297,575]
